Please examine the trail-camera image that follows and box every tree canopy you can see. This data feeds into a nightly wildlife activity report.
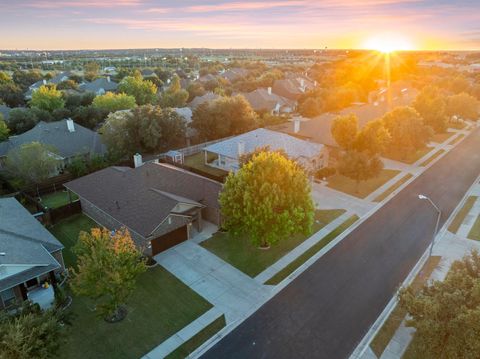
[30,85,65,112]
[446,92,479,120]
[158,74,189,108]
[331,114,359,150]
[413,85,448,133]
[7,108,38,134]
[220,151,314,248]
[118,76,157,106]
[337,150,383,192]
[354,119,391,155]
[92,92,136,113]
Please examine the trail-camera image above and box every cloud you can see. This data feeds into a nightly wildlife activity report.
[185,1,306,13]
[24,0,140,9]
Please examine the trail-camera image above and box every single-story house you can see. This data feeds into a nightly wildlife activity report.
[141,69,157,78]
[203,127,327,173]
[79,77,118,95]
[188,92,220,110]
[24,71,74,99]
[64,162,223,256]
[221,68,249,82]
[0,119,106,174]
[49,71,74,85]
[0,198,65,310]
[241,88,295,115]
[272,75,315,101]
[197,73,218,84]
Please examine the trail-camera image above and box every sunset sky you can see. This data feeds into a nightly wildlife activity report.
[1,0,479,51]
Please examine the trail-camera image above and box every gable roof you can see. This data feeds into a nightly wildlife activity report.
[79,77,118,93]
[221,68,249,82]
[50,71,73,85]
[204,128,323,161]
[64,163,222,238]
[241,88,294,112]
[188,92,220,110]
[0,198,63,291]
[0,119,106,158]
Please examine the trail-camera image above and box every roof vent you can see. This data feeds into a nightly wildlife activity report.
[66,119,75,132]
[0,252,5,256]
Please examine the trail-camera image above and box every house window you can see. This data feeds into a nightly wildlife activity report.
[25,278,38,289]
[0,288,16,307]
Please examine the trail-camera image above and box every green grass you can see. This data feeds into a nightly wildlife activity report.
[467,215,480,241]
[420,149,445,167]
[201,209,346,277]
[385,147,432,164]
[402,334,423,359]
[450,134,465,146]
[40,191,78,209]
[51,214,213,359]
[166,315,226,359]
[369,256,442,358]
[265,215,359,285]
[184,152,229,177]
[374,174,414,202]
[448,196,478,234]
[327,169,400,199]
[431,132,455,144]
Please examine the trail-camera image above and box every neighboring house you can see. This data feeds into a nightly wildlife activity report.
[141,69,157,78]
[272,75,316,101]
[25,79,47,100]
[49,71,73,85]
[0,198,64,310]
[0,119,106,173]
[197,73,217,83]
[203,127,327,173]
[241,88,295,114]
[188,92,220,110]
[24,71,73,99]
[79,77,118,95]
[221,67,249,82]
[174,107,196,139]
[0,105,11,121]
[103,66,117,75]
[64,162,223,256]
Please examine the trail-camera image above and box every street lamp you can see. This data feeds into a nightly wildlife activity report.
[418,194,441,257]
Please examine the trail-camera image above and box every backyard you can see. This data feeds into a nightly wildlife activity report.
[184,152,229,178]
[39,190,78,209]
[327,169,400,199]
[201,209,346,277]
[50,214,214,359]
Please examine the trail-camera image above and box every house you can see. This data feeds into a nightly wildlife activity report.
[64,162,223,256]
[79,77,118,95]
[25,71,73,99]
[49,71,74,85]
[25,79,47,100]
[188,92,220,110]
[141,69,157,78]
[221,67,249,82]
[0,119,106,173]
[197,73,217,84]
[0,198,65,310]
[241,88,295,114]
[272,75,315,101]
[0,105,11,121]
[203,127,327,173]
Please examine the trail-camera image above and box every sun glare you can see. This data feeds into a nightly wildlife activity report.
[364,34,413,53]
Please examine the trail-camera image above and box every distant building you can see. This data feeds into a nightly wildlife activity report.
[188,92,220,110]
[241,88,295,114]
[79,77,118,96]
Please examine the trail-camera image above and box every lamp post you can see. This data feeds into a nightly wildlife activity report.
[418,194,441,257]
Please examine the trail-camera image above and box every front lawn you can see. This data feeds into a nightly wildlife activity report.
[50,215,213,359]
[385,147,432,164]
[431,132,454,144]
[468,215,480,241]
[419,149,445,167]
[327,169,400,199]
[448,196,478,234]
[450,134,465,146]
[201,209,346,277]
[40,191,78,209]
[184,152,229,178]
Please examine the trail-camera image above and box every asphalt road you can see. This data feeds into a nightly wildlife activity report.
[202,127,480,359]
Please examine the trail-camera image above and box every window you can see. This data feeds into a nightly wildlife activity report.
[1,288,16,307]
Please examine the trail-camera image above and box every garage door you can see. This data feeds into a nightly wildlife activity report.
[151,226,188,255]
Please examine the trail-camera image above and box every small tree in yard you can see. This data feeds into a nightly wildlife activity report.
[337,150,383,193]
[220,151,314,249]
[70,227,146,322]
[0,301,66,359]
[399,251,480,359]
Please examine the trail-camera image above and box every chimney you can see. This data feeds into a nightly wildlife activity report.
[267,87,272,95]
[42,79,47,85]
[107,76,111,82]
[294,118,301,133]
[133,153,143,168]
[237,141,245,157]
[66,119,75,132]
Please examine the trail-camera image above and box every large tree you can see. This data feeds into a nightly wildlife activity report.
[118,76,157,105]
[354,119,391,155]
[7,108,38,134]
[99,110,135,159]
[446,92,479,121]
[191,95,257,141]
[220,151,314,248]
[331,114,359,150]
[413,85,448,133]
[159,74,189,108]
[382,106,433,158]
[0,82,25,107]
[5,142,60,184]
[30,85,65,112]
[70,227,146,322]
[399,251,480,359]
[92,92,136,113]
[84,62,100,82]
[337,150,383,192]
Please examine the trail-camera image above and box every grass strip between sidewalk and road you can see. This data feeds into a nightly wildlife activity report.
[448,196,478,234]
[467,215,480,241]
[419,149,445,167]
[369,256,442,358]
[166,315,226,359]
[373,174,413,202]
[449,134,465,146]
[264,215,359,285]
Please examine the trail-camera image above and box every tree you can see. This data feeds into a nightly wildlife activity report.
[92,92,136,113]
[7,108,38,134]
[0,301,66,359]
[0,82,25,107]
[354,119,391,155]
[5,142,60,184]
[220,151,314,248]
[413,85,448,133]
[382,106,433,158]
[337,150,383,192]
[159,75,189,108]
[118,76,157,105]
[71,106,107,129]
[12,70,42,90]
[446,92,479,120]
[298,97,323,117]
[191,95,257,141]
[100,110,135,159]
[0,71,11,84]
[331,114,359,150]
[84,62,100,82]
[70,227,146,321]
[399,251,480,359]
[30,85,65,112]
[0,114,9,141]
[56,79,78,91]
[187,82,206,102]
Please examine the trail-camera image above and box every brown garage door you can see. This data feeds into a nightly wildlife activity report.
[151,226,188,255]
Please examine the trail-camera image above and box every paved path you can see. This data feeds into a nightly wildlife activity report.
[202,127,480,359]
[312,183,374,216]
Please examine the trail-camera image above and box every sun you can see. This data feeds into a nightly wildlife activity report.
[363,33,413,53]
